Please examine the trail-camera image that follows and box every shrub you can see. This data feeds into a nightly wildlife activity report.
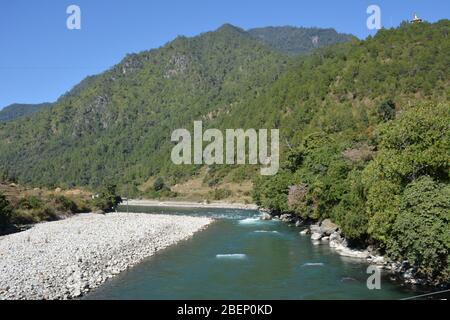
[51,195,79,213]
[93,184,122,211]
[34,206,58,222]
[388,177,450,283]
[288,184,310,218]
[377,100,396,121]
[18,196,44,210]
[0,193,12,232]
[153,177,166,192]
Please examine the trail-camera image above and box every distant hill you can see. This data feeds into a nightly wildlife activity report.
[0,103,51,122]
[248,26,355,55]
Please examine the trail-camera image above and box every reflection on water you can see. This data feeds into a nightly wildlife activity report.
[86,206,421,300]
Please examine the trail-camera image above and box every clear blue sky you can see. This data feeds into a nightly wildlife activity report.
[0,0,448,108]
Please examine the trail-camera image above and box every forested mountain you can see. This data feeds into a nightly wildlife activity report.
[0,24,290,189]
[248,26,355,55]
[0,23,355,190]
[0,103,51,122]
[0,21,448,192]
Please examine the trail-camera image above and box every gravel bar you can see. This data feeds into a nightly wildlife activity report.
[0,212,212,300]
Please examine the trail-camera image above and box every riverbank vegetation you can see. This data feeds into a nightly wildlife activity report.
[252,20,450,284]
[0,183,121,235]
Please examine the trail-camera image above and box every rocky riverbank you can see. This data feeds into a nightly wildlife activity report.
[261,212,433,286]
[0,212,212,300]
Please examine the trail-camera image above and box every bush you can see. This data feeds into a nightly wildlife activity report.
[153,177,166,192]
[388,177,450,283]
[253,171,292,213]
[93,184,122,212]
[51,195,79,213]
[34,206,58,222]
[0,193,12,232]
[18,196,44,210]
[377,100,396,121]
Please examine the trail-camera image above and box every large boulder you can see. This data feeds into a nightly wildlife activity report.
[320,219,338,235]
[279,214,295,223]
[310,223,322,234]
[329,231,342,242]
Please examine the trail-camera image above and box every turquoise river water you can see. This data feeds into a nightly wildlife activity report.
[85,207,426,300]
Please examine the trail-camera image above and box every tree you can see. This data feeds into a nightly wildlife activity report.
[94,184,122,212]
[388,177,450,283]
[153,177,166,192]
[0,193,12,232]
[377,100,396,121]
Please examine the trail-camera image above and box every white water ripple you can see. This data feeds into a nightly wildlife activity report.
[253,230,280,234]
[302,262,325,267]
[238,218,261,225]
[216,254,248,259]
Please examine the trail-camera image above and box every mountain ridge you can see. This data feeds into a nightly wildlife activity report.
[0,103,51,122]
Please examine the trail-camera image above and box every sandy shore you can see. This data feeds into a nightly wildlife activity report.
[0,212,212,300]
[123,199,259,210]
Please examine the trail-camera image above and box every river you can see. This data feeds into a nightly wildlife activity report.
[85,207,420,300]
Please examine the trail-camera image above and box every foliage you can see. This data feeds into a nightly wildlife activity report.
[0,103,51,122]
[18,196,44,210]
[247,26,354,55]
[249,21,450,283]
[387,177,450,283]
[377,100,396,122]
[0,193,12,231]
[364,102,450,245]
[332,170,369,241]
[93,184,122,212]
[153,177,166,192]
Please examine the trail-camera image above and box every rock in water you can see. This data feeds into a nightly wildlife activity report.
[311,232,322,241]
[299,229,309,235]
[320,219,338,235]
[260,213,272,221]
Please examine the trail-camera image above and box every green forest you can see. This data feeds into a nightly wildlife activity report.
[0,21,449,283]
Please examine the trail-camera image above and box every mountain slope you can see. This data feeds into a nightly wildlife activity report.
[248,20,449,284]
[0,21,448,195]
[0,103,51,122]
[248,26,355,55]
[0,24,290,189]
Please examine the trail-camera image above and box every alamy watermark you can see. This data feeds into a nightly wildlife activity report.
[367,4,382,30]
[171,121,279,176]
[66,4,81,30]
[366,265,381,290]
